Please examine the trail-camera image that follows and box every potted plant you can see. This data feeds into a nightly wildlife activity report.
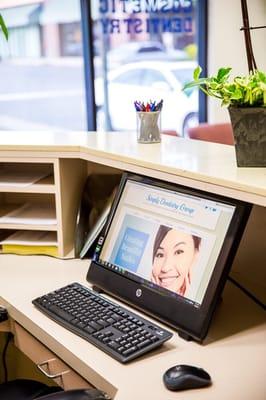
[183,66,266,167]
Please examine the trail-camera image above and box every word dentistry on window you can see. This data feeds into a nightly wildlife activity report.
[98,0,194,34]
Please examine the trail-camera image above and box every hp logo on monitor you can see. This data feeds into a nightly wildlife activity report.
[136,288,142,298]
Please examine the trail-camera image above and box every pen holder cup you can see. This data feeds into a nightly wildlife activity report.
[136,111,162,143]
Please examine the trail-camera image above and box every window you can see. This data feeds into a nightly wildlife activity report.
[142,70,170,88]
[112,69,144,85]
[91,0,207,136]
[0,0,207,135]
[0,0,86,131]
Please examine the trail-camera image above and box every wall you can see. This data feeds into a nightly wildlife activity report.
[231,205,266,305]
[208,0,266,123]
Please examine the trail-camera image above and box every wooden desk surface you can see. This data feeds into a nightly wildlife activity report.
[0,255,265,400]
[0,131,265,206]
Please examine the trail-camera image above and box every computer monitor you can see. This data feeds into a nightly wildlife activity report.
[87,173,251,341]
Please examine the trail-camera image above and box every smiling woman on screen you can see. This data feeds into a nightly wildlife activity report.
[151,226,201,296]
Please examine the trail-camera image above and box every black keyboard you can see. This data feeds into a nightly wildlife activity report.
[32,282,173,363]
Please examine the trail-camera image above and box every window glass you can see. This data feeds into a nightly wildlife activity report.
[0,0,86,131]
[172,68,195,86]
[92,0,200,136]
[142,70,170,88]
[112,69,144,85]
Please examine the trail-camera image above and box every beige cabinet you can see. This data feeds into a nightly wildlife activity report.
[0,158,86,257]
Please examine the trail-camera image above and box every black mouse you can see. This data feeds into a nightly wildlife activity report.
[163,364,212,391]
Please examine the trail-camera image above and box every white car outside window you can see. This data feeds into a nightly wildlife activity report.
[95,61,198,136]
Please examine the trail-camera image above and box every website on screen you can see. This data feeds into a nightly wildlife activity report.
[100,180,235,305]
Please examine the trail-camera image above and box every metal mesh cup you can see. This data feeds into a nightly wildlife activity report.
[136,111,161,143]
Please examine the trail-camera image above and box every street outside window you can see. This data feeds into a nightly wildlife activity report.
[0,0,86,131]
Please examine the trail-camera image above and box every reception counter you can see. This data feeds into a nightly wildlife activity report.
[0,131,265,399]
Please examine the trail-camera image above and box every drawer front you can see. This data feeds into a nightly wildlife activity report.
[13,322,93,390]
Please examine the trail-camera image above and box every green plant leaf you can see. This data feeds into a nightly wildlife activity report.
[230,88,243,100]
[217,67,231,82]
[183,77,208,90]
[193,65,202,80]
[0,14,8,41]
[257,71,266,83]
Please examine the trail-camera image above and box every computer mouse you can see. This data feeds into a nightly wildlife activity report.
[163,364,212,391]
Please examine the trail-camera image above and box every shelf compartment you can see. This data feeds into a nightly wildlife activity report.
[0,162,54,193]
[0,194,57,230]
[0,224,58,231]
[0,230,58,257]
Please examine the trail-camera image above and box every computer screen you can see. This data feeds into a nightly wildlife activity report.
[87,173,251,341]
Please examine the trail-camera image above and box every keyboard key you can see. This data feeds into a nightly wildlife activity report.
[88,321,102,331]
[122,347,137,356]
[106,318,116,324]
[84,325,95,334]
[48,305,74,322]
[137,339,151,349]
[97,319,109,327]
[104,331,113,337]
[111,314,122,321]
[77,322,86,329]
[95,333,105,340]
[108,341,120,350]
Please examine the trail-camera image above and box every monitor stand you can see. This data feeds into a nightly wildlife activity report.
[92,285,104,294]
[178,331,193,341]
[177,296,224,342]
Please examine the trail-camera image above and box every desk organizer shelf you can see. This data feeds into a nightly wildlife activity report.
[0,158,86,258]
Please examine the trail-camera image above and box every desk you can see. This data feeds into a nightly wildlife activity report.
[0,255,265,400]
[0,130,265,206]
[0,131,265,399]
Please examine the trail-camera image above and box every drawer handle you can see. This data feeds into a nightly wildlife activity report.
[37,358,70,380]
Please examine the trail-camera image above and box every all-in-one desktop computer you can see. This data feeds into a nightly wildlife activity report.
[33,172,251,362]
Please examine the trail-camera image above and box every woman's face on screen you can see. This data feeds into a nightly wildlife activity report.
[152,229,198,295]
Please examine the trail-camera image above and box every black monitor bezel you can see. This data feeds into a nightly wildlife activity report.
[87,172,251,341]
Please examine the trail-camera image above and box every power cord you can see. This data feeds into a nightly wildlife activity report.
[228,276,265,311]
[2,332,13,383]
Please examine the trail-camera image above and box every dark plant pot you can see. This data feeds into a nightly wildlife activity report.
[228,107,266,167]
